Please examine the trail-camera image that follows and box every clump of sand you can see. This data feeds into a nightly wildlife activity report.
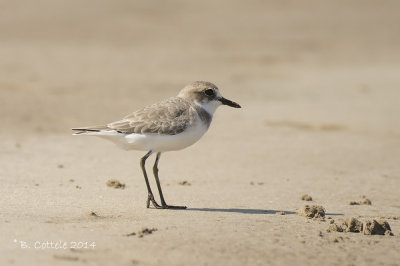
[126,228,158,238]
[330,236,346,243]
[344,217,364,232]
[328,223,344,232]
[328,217,363,233]
[88,211,99,217]
[298,205,325,219]
[379,216,400,220]
[249,182,264,186]
[364,220,393,236]
[106,179,126,189]
[327,218,393,236]
[138,228,157,238]
[349,195,372,205]
[178,181,191,186]
[301,194,313,201]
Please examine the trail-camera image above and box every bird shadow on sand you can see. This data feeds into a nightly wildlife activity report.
[184,208,296,215]
[176,208,344,216]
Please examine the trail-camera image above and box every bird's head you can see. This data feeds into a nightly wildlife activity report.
[178,81,241,115]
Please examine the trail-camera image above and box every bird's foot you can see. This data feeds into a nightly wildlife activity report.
[146,194,186,209]
[159,202,187,209]
[146,194,161,208]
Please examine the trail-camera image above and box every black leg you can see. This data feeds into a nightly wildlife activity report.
[153,152,187,209]
[140,150,161,208]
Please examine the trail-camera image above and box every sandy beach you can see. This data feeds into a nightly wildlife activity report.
[1,1,400,265]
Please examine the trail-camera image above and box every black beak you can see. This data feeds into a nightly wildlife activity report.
[219,97,241,108]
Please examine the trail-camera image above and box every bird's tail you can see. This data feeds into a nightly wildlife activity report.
[72,125,110,135]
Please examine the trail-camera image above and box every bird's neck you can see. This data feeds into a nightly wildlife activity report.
[193,101,214,128]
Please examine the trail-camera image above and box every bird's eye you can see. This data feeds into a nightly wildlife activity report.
[204,89,214,96]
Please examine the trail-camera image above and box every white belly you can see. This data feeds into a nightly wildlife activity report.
[123,121,208,152]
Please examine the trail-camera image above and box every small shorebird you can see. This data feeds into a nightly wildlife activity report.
[72,81,241,209]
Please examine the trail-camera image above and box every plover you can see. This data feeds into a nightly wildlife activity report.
[72,81,241,209]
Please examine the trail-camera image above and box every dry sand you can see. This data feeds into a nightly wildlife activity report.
[1,1,400,265]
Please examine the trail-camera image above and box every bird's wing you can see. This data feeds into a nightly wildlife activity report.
[107,97,196,135]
